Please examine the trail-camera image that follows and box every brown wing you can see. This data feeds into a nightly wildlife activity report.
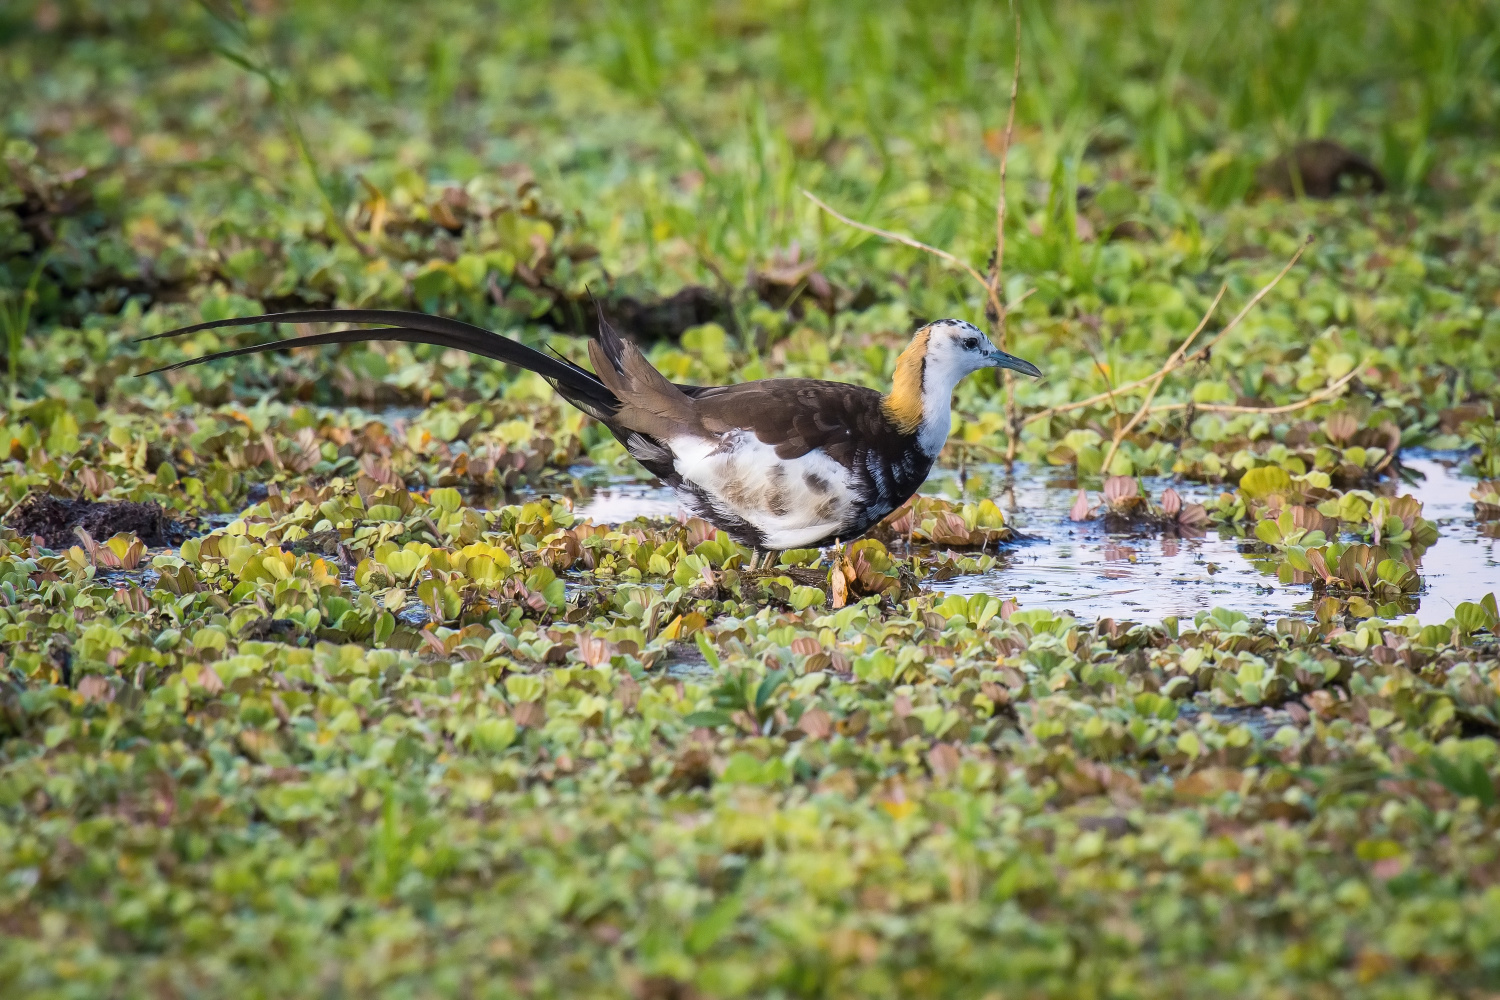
[684,378,934,539]
[686,379,899,462]
[583,316,901,461]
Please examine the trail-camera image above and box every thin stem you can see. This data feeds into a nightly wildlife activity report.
[1024,235,1312,429]
[993,2,1023,462]
[1098,283,1226,473]
[989,0,1023,329]
[2,251,49,404]
[198,1,374,258]
[1088,350,1120,429]
[1156,367,1359,416]
[801,190,1005,324]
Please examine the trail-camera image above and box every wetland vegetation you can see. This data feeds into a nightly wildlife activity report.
[2,1,1500,996]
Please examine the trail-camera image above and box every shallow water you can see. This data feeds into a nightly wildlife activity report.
[1398,456,1500,622]
[929,456,1497,625]
[570,456,1498,625]
[926,466,1300,623]
[573,479,685,524]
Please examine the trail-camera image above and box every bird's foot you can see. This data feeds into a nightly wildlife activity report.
[744,549,782,574]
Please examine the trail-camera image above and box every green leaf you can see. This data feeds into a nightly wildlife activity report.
[686,893,744,955]
[1376,559,1412,589]
[719,752,764,783]
[1417,624,1452,648]
[755,670,788,711]
[673,553,707,588]
[1206,607,1250,632]
[373,611,396,644]
[1254,518,1284,546]
[383,549,424,581]
[788,585,826,611]
[1238,466,1291,499]
[683,710,733,729]
[471,717,518,754]
[1428,755,1497,807]
[1336,494,1371,524]
[367,504,405,522]
[505,674,545,703]
[1456,600,1498,635]
[428,487,462,512]
[695,630,721,671]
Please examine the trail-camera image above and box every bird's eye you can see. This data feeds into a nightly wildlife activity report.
[963,337,979,350]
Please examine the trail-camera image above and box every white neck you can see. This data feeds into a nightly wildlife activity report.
[915,367,963,457]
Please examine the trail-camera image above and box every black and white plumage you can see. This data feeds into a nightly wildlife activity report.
[139,310,1042,549]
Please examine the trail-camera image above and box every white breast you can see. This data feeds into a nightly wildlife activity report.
[668,431,860,549]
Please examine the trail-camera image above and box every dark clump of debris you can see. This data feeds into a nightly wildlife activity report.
[607,287,731,340]
[238,618,306,643]
[1258,140,1385,199]
[548,286,732,342]
[4,494,186,549]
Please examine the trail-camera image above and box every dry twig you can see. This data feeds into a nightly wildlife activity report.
[1097,284,1226,473]
[800,191,1004,324]
[1158,366,1359,416]
[1032,234,1312,456]
[1096,236,1311,471]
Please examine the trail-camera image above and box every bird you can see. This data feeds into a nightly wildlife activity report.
[139,309,1042,559]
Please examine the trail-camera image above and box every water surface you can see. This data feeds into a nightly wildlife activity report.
[573,457,1498,625]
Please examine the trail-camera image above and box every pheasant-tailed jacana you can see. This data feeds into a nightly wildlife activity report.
[140,310,1042,556]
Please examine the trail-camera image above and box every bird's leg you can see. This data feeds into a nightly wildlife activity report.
[747,548,761,572]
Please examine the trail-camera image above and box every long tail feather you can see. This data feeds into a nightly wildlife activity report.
[140,326,492,375]
[139,310,636,422]
[136,309,604,391]
[136,308,499,351]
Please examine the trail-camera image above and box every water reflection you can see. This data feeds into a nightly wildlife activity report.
[572,478,685,523]
[1397,456,1500,622]
[926,456,1495,625]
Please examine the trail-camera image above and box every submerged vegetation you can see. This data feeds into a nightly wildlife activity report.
[2,0,1500,996]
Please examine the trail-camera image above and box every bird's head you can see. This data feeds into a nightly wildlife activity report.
[920,318,1043,383]
[883,319,1043,442]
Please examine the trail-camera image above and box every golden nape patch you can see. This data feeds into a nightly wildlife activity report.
[881,326,930,433]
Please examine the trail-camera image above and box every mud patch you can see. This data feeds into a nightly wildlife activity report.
[4,495,187,549]
[549,286,731,342]
[1258,140,1385,199]
[238,618,306,643]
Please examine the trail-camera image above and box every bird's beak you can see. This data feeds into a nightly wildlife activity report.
[985,349,1043,378]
